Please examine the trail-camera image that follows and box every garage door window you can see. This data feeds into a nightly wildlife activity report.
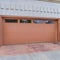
[5,19,18,23]
[33,20,54,24]
[45,20,54,24]
[33,20,44,24]
[20,19,31,23]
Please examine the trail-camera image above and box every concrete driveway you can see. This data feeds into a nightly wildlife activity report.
[0,43,60,60]
[0,50,60,60]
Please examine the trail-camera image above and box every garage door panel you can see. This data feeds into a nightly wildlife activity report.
[3,19,57,44]
[18,24,56,43]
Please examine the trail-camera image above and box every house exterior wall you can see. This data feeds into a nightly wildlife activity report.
[0,1,60,45]
[58,19,60,42]
[0,16,3,45]
[0,15,60,45]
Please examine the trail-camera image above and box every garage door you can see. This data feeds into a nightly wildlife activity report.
[3,19,57,44]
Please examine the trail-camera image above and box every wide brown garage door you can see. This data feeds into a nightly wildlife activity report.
[3,19,57,44]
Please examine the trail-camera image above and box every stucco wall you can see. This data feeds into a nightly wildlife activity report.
[58,19,60,42]
[0,16,3,45]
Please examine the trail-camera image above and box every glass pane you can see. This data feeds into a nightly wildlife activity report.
[45,20,54,24]
[20,19,31,23]
[5,19,18,23]
[33,20,44,24]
